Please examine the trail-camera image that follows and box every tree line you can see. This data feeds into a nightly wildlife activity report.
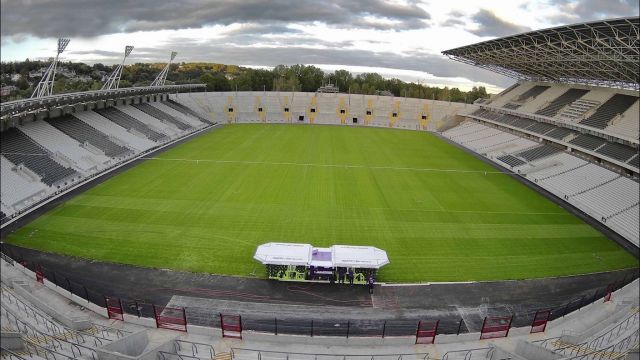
[1,60,488,103]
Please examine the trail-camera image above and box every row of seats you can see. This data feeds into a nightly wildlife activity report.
[442,120,639,246]
[471,108,639,168]
[95,107,169,143]
[164,99,214,125]
[515,144,561,162]
[579,94,638,129]
[1,101,211,221]
[46,115,132,158]
[132,103,193,131]
[0,128,78,187]
[535,89,589,117]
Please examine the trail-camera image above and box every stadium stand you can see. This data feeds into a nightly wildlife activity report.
[442,120,639,246]
[502,85,550,109]
[117,105,183,137]
[95,107,170,143]
[0,128,78,187]
[558,99,600,122]
[72,110,156,153]
[46,115,133,158]
[595,142,638,163]
[568,134,607,151]
[151,102,204,128]
[164,99,214,124]
[579,94,638,129]
[133,103,193,131]
[545,127,574,140]
[0,156,48,211]
[19,119,110,173]
[515,144,561,162]
[535,88,589,117]
[496,155,527,168]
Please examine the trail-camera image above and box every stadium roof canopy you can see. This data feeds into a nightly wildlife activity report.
[442,17,640,90]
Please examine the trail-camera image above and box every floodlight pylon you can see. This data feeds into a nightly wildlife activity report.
[150,51,178,87]
[101,45,134,90]
[31,38,70,98]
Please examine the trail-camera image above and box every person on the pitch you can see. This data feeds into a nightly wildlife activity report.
[347,269,354,285]
[368,275,375,294]
[338,267,346,284]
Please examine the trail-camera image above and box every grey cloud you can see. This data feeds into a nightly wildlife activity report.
[0,0,429,39]
[67,49,125,57]
[469,9,531,37]
[547,0,639,24]
[76,41,512,89]
[441,11,466,27]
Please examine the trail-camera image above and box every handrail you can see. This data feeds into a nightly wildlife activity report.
[441,347,494,360]
[565,328,639,360]
[0,346,31,360]
[1,281,111,344]
[230,348,429,360]
[158,350,202,360]
[1,303,98,359]
[534,310,639,354]
[174,339,216,358]
[87,321,133,339]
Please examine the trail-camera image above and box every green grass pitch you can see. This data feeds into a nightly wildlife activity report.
[6,124,637,282]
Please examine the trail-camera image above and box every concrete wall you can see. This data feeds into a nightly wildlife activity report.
[514,340,564,360]
[0,331,24,351]
[11,279,92,330]
[97,330,178,360]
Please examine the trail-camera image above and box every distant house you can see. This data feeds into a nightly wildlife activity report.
[1,85,19,96]
[76,75,93,83]
[317,83,339,93]
[29,68,47,78]
[375,90,394,97]
[10,73,22,82]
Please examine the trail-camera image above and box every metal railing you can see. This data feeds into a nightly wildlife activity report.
[174,339,216,358]
[0,285,110,345]
[534,309,639,354]
[441,347,499,360]
[158,351,203,360]
[230,348,429,360]
[0,347,30,360]
[565,328,639,360]
[0,84,206,117]
[1,304,97,359]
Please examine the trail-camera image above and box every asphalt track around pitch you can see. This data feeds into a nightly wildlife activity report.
[2,243,637,336]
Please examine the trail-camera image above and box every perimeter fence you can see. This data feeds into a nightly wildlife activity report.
[0,247,636,343]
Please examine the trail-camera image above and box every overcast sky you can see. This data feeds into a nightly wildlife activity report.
[1,0,638,92]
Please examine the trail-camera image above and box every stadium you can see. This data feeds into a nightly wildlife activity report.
[0,9,639,360]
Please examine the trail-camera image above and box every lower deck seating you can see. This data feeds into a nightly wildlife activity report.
[595,143,638,163]
[442,120,639,246]
[516,144,561,162]
[132,103,193,131]
[95,107,169,143]
[46,115,132,158]
[0,128,78,186]
[164,99,214,124]
[496,155,526,168]
[569,134,607,150]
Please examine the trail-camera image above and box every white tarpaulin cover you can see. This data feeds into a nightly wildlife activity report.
[254,242,389,269]
[332,245,390,269]
[253,242,313,266]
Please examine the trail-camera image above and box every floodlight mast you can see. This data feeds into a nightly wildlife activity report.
[31,38,70,98]
[101,45,134,90]
[150,51,178,87]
